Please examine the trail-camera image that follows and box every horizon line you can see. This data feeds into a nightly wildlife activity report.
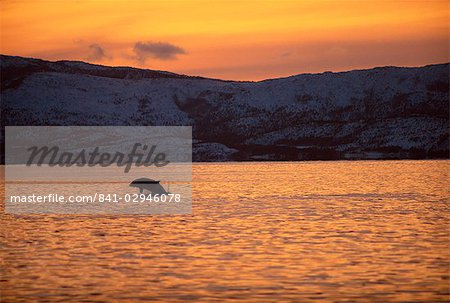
[1,53,449,83]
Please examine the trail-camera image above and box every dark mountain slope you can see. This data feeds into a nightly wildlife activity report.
[1,55,448,161]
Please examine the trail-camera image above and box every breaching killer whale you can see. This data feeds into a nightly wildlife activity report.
[129,178,170,194]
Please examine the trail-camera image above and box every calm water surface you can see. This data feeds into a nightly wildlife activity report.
[1,161,449,302]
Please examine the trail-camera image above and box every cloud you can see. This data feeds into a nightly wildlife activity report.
[86,44,107,61]
[133,41,186,62]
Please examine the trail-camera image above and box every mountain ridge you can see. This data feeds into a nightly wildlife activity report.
[1,55,449,161]
[2,54,448,82]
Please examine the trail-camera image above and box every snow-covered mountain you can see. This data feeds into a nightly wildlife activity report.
[1,55,448,161]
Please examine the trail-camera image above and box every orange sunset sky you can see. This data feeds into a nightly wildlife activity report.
[0,0,448,81]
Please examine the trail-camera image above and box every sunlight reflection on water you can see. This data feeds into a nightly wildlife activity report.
[1,160,449,302]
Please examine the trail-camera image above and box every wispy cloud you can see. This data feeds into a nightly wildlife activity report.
[133,41,186,63]
[86,44,107,61]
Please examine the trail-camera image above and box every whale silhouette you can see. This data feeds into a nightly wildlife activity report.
[129,178,169,194]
